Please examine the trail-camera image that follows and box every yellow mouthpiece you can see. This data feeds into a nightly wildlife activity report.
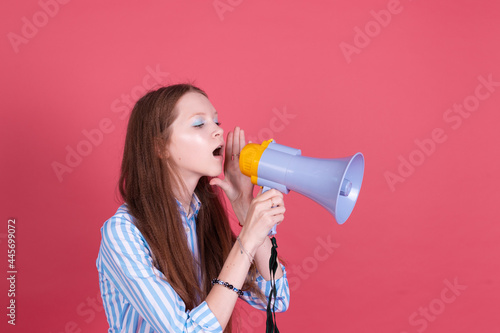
[239,139,273,185]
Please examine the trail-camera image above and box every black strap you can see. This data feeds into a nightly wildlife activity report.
[266,236,279,333]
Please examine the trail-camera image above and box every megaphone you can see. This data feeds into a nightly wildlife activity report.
[239,139,365,234]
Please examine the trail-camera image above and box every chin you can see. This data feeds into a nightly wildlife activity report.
[207,167,223,178]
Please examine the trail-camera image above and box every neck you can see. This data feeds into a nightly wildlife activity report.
[173,174,200,213]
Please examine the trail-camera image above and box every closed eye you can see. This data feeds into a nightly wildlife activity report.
[192,119,205,128]
[192,118,220,128]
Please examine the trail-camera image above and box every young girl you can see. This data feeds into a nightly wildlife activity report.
[96,84,290,332]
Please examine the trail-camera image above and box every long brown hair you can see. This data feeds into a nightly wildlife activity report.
[119,84,260,332]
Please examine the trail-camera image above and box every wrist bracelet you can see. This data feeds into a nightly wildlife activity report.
[211,278,244,296]
[237,236,254,264]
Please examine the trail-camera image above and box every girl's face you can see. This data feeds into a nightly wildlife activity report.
[167,92,224,186]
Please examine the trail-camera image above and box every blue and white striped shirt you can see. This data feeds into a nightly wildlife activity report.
[97,195,290,332]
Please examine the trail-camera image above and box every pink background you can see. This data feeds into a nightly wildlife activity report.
[1,0,499,332]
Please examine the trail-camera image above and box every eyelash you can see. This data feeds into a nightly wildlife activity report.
[193,121,221,128]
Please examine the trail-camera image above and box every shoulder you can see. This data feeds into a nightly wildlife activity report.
[110,203,134,223]
[98,204,157,279]
[100,204,147,250]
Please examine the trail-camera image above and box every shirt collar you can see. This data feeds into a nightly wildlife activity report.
[175,193,201,219]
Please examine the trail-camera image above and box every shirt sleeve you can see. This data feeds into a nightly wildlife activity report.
[239,265,290,312]
[98,214,222,333]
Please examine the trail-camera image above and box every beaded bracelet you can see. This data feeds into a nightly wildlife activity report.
[211,278,244,296]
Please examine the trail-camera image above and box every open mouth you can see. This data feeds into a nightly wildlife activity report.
[213,145,223,157]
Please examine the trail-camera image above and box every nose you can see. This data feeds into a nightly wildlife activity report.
[213,122,224,138]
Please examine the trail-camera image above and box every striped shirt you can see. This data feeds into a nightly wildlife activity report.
[96,195,290,332]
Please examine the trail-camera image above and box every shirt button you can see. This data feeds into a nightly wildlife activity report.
[185,226,190,233]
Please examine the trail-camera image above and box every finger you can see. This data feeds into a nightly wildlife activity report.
[256,187,263,196]
[268,206,286,216]
[255,188,281,201]
[209,177,222,187]
[270,196,285,208]
[273,213,285,223]
[254,196,284,213]
[209,177,231,193]
[272,208,286,220]
[266,189,284,202]
[239,128,246,151]
[254,191,280,208]
[275,216,285,226]
[263,192,285,210]
[225,131,233,162]
[226,131,233,155]
[233,126,241,155]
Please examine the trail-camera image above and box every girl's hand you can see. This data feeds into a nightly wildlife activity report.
[209,127,254,222]
[238,188,286,253]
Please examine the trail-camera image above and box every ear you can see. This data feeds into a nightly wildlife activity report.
[154,137,170,159]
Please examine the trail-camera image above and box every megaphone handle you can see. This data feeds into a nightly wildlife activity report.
[261,186,278,236]
[269,225,277,236]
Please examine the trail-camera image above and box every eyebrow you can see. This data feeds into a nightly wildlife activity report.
[189,111,218,118]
